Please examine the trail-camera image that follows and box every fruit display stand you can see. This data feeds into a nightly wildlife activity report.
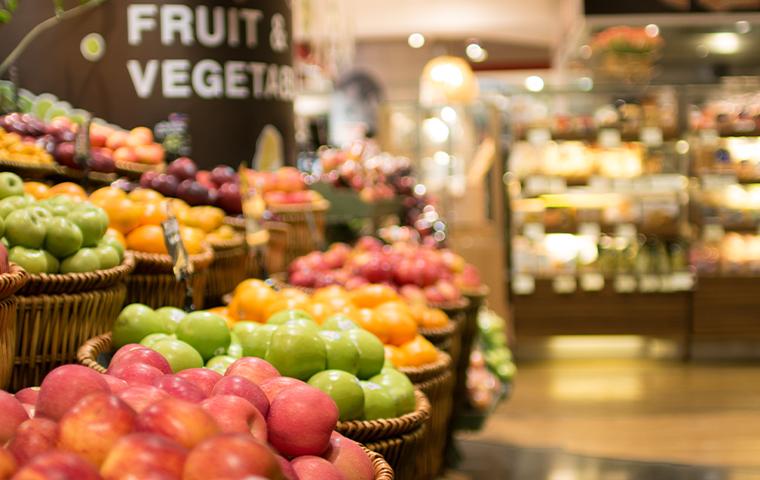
[0,264,30,390]
[310,182,402,234]
[205,234,247,306]
[114,158,163,180]
[12,254,134,391]
[268,199,329,264]
[125,248,213,310]
[223,217,290,278]
[337,389,429,480]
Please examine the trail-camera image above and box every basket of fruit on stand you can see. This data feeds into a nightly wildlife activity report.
[0,262,29,390]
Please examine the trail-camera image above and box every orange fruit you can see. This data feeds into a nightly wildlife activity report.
[400,335,438,366]
[90,186,126,207]
[180,226,206,255]
[103,197,144,234]
[105,228,127,248]
[312,285,349,302]
[128,187,164,203]
[306,301,336,324]
[23,181,49,200]
[48,182,87,200]
[140,201,168,226]
[355,308,390,344]
[234,279,271,296]
[350,284,399,309]
[230,281,279,323]
[126,224,168,254]
[374,303,417,347]
[280,288,310,303]
[263,296,309,321]
[179,206,225,233]
[384,345,408,368]
[420,308,449,329]
[168,198,191,217]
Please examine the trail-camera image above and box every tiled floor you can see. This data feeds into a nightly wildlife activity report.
[445,359,760,479]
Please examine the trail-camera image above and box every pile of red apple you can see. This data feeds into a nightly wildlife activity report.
[246,167,323,206]
[287,236,483,304]
[0,350,378,480]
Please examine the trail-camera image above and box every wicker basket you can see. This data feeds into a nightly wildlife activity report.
[451,286,489,423]
[206,236,247,305]
[223,218,290,279]
[338,390,429,479]
[11,257,134,391]
[399,352,454,480]
[0,265,29,390]
[114,159,163,180]
[362,446,395,480]
[125,248,213,309]
[268,200,329,265]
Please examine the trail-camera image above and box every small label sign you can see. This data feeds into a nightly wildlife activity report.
[670,272,694,291]
[527,128,551,146]
[598,128,621,148]
[614,274,637,293]
[699,129,718,144]
[513,274,535,295]
[639,274,661,292]
[553,275,577,294]
[74,116,92,172]
[616,223,637,239]
[580,273,605,292]
[523,223,545,241]
[162,211,195,311]
[640,126,663,147]
[578,222,601,240]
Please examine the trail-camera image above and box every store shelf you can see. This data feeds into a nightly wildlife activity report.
[692,276,760,340]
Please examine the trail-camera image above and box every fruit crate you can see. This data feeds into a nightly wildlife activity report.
[311,182,402,229]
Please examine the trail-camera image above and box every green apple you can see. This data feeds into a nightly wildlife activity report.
[26,206,53,223]
[39,196,76,217]
[60,248,100,273]
[235,323,277,358]
[8,246,47,273]
[67,206,108,247]
[175,311,231,361]
[5,208,47,248]
[265,324,326,380]
[93,245,120,269]
[0,215,5,238]
[0,196,30,219]
[266,309,314,325]
[322,314,360,331]
[155,306,186,333]
[319,330,359,375]
[42,250,59,273]
[308,370,365,421]
[0,172,24,199]
[227,331,243,358]
[370,369,416,416]
[151,338,204,373]
[206,355,236,374]
[140,333,174,348]
[360,381,397,420]
[112,303,169,349]
[44,216,82,258]
[98,236,124,262]
[347,329,385,380]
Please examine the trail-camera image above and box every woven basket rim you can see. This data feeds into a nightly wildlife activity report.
[398,351,452,380]
[418,319,457,338]
[361,446,395,480]
[209,234,245,251]
[0,263,29,300]
[77,332,111,373]
[267,198,330,213]
[337,389,430,438]
[130,246,214,270]
[0,157,61,173]
[428,296,470,311]
[114,158,164,173]
[18,252,135,295]
[462,284,490,298]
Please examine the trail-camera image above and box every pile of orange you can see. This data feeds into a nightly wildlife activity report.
[88,186,228,256]
[223,280,447,368]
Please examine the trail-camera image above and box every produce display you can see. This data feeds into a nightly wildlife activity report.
[0,126,54,166]
[0,174,121,274]
[464,309,514,414]
[245,166,325,207]
[286,237,482,303]
[110,297,418,423]
[0,359,379,480]
[691,232,760,275]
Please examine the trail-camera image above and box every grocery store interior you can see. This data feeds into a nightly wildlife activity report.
[1,1,760,479]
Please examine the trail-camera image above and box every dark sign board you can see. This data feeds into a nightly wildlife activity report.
[0,1,294,169]
[585,0,760,15]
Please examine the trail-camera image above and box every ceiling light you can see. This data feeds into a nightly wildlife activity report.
[408,33,425,49]
[645,24,659,37]
[465,42,487,62]
[440,106,457,123]
[736,20,751,34]
[524,75,544,92]
[706,32,740,54]
[578,76,593,92]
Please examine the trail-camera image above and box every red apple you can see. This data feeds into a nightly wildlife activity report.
[11,451,101,480]
[135,144,165,165]
[106,131,129,150]
[7,418,59,466]
[136,397,219,449]
[216,182,242,214]
[0,447,16,480]
[399,284,426,304]
[58,393,137,467]
[108,363,165,386]
[21,404,35,418]
[110,344,146,365]
[182,434,282,480]
[259,377,306,404]
[325,432,374,480]
[0,391,28,444]
[267,385,338,457]
[100,433,187,480]
[153,375,207,403]
[89,124,110,148]
[200,395,267,443]
[275,167,304,193]
[166,157,198,182]
[176,368,222,397]
[276,455,298,480]
[225,357,280,386]
[35,365,110,421]
[355,236,383,252]
[101,375,129,393]
[291,455,344,480]
[211,375,269,417]
[210,165,237,186]
[108,347,172,374]
[0,244,8,275]
[117,385,168,414]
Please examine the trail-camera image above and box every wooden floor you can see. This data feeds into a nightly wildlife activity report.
[460,359,760,472]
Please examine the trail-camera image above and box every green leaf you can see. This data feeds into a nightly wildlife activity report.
[0,9,11,23]
[6,0,17,12]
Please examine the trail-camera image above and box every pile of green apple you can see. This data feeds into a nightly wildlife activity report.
[112,304,417,422]
[0,173,123,274]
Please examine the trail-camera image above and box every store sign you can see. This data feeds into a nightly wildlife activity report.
[585,0,760,15]
[0,1,294,169]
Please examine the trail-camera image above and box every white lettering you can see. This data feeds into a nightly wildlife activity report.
[249,62,266,98]
[264,64,279,98]
[195,6,225,47]
[162,59,192,98]
[127,4,157,46]
[279,65,294,100]
[161,5,194,46]
[227,8,240,47]
[225,61,249,99]
[126,59,159,98]
[239,9,262,48]
[192,59,223,98]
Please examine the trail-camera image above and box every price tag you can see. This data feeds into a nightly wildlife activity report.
[527,128,551,146]
[640,127,663,147]
[615,223,637,239]
[639,274,660,292]
[699,129,719,144]
[74,116,92,172]
[580,273,605,292]
[512,274,535,295]
[162,213,195,311]
[523,223,545,241]
[598,128,621,148]
[670,272,694,291]
[703,224,725,242]
[614,274,637,293]
[553,275,577,294]
[578,222,601,240]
